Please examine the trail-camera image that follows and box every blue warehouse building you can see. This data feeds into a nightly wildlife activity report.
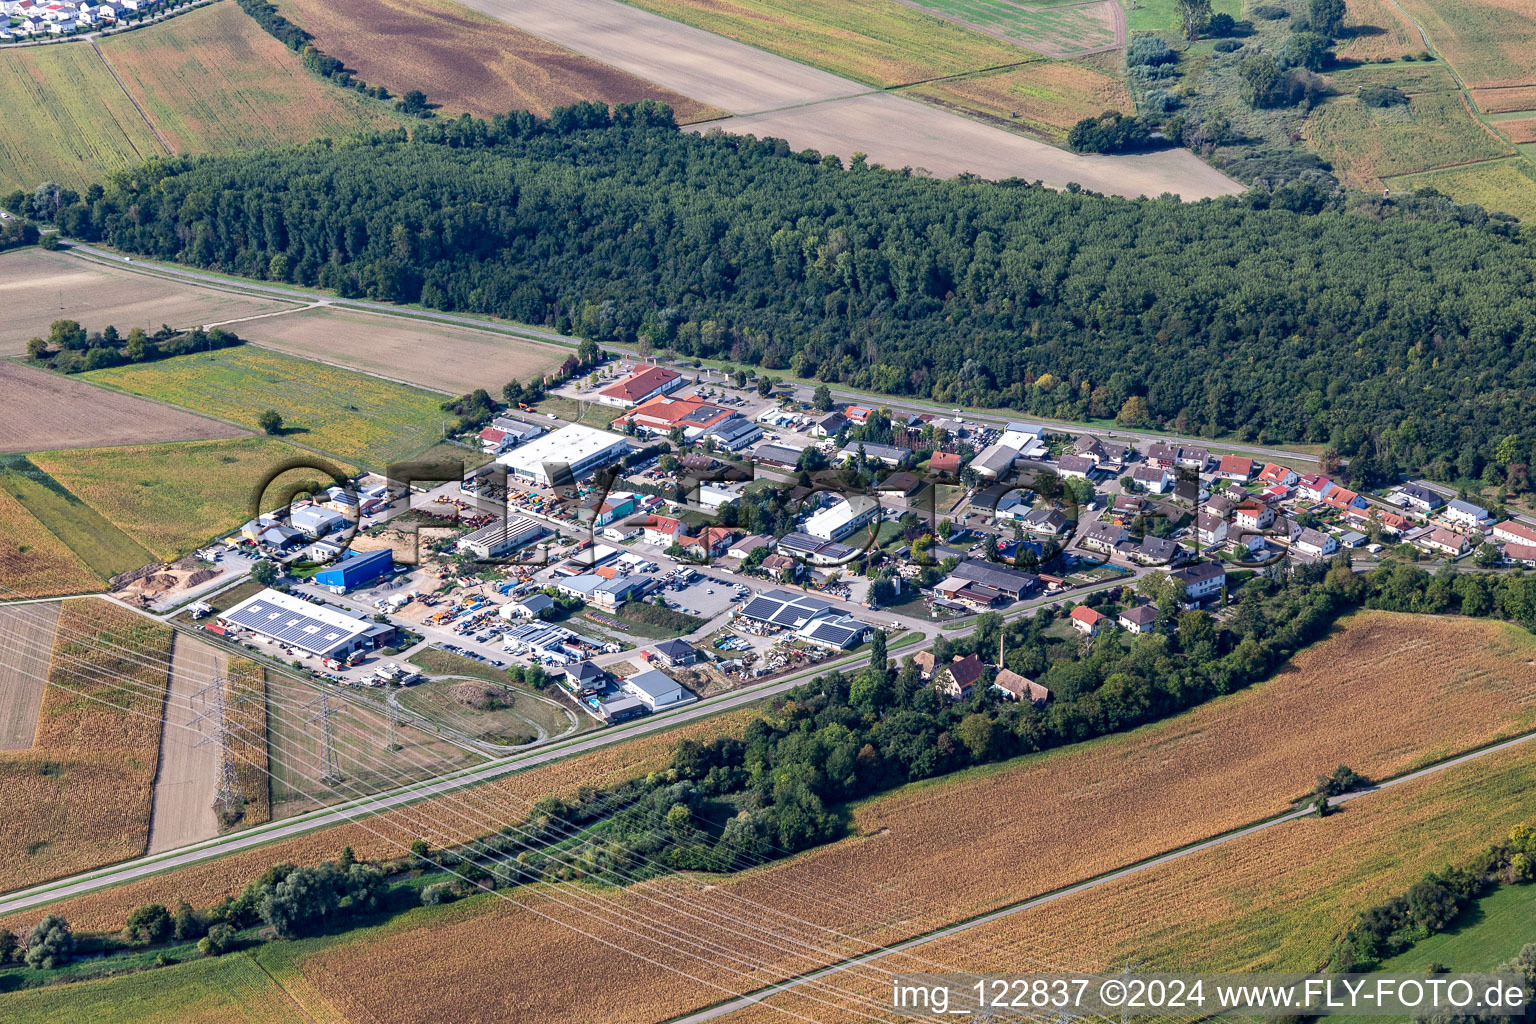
[314,548,394,593]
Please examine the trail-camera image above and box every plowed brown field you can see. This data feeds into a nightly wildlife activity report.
[288,612,1536,1024]
[273,0,721,122]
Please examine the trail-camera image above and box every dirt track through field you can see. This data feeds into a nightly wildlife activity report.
[145,635,221,854]
[0,361,250,454]
[455,0,1240,198]
[709,90,1245,197]
[0,603,60,750]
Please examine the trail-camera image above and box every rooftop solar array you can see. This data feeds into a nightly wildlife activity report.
[739,589,835,628]
[222,594,370,657]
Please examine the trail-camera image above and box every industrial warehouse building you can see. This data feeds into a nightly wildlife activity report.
[497,425,632,486]
[219,588,394,660]
[804,496,880,542]
[456,516,546,560]
[314,548,395,593]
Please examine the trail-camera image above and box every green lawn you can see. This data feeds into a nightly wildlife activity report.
[83,347,449,467]
[1324,883,1536,1024]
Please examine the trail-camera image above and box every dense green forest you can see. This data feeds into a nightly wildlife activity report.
[12,106,1536,477]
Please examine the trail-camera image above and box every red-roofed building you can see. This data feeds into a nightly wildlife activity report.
[1234,502,1274,530]
[1504,543,1536,566]
[1070,605,1106,634]
[928,452,962,474]
[479,426,511,453]
[641,515,686,546]
[612,395,735,438]
[684,526,738,560]
[1257,463,1299,486]
[595,365,685,408]
[1494,520,1536,546]
[845,406,873,423]
[936,654,985,700]
[1297,474,1332,501]
[1216,455,1255,482]
[1324,486,1366,511]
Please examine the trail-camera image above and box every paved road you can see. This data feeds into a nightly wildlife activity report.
[0,570,1126,918]
[667,726,1536,1023]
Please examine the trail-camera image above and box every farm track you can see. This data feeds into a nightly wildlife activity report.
[87,38,172,155]
[145,634,222,855]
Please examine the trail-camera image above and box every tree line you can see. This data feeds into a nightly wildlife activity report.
[9,107,1536,483]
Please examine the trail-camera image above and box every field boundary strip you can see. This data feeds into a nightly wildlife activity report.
[86,38,173,155]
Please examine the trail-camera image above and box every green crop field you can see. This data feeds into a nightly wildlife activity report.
[0,43,165,193]
[1393,0,1536,91]
[82,346,449,467]
[0,951,309,1023]
[620,0,1036,86]
[1306,85,1514,186]
[1387,159,1536,221]
[28,436,348,561]
[1122,0,1241,35]
[0,458,156,580]
[904,0,1117,56]
[98,0,408,156]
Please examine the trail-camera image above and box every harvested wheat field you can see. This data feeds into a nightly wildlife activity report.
[237,306,570,394]
[273,0,721,122]
[721,743,1536,1024]
[0,602,60,750]
[98,0,409,155]
[0,599,173,894]
[0,705,761,934]
[0,361,249,454]
[0,488,104,599]
[1501,118,1536,143]
[287,612,1536,1024]
[908,59,1133,139]
[144,636,223,856]
[0,248,298,355]
[1335,0,1423,60]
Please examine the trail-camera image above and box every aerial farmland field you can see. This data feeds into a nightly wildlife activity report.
[0,489,106,600]
[0,43,164,193]
[1392,0,1536,91]
[80,346,449,467]
[273,0,722,122]
[615,0,1037,86]
[903,0,1121,57]
[716,743,1536,1024]
[0,600,173,893]
[26,436,350,562]
[907,58,1133,138]
[1385,159,1536,220]
[0,603,60,750]
[235,305,571,394]
[1305,82,1513,186]
[274,612,1536,1024]
[0,248,299,356]
[0,458,158,581]
[1,705,763,934]
[97,0,410,156]
[1335,0,1424,61]
[0,361,249,454]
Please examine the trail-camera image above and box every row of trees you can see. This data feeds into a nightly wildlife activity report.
[25,318,243,373]
[27,112,1533,475]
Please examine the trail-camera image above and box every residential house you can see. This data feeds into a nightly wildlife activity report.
[1397,483,1445,513]
[1070,605,1106,634]
[1020,508,1069,536]
[1493,520,1536,547]
[1234,502,1274,531]
[1324,486,1366,512]
[1293,527,1339,558]
[1446,499,1491,528]
[1417,527,1471,557]
[1146,443,1179,469]
[1176,447,1211,472]
[1117,604,1157,635]
[650,638,700,668]
[1172,478,1209,506]
[927,451,962,475]
[1257,463,1299,487]
[935,654,985,700]
[1056,454,1097,479]
[1215,455,1255,482]
[1130,535,1180,565]
[1195,512,1228,547]
[1080,521,1127,554]
[641,515,687,547]
[1074,435,1127,464]
[683,526,737,560]
[760,553,803,581]
[727,534,772,560]
[992,669,1051,707]
[1167,560,1225,603]
[1296,475,1333,502]
[809,412,848,438]
[1503,543,1536,566]
[1203,493,1236,518]
[1131,465,1172,493]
